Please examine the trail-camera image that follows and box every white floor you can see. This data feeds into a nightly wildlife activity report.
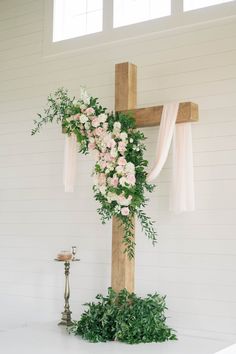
[0,321,232,354]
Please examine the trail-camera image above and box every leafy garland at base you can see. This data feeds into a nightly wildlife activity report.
[32,88,157,258]
[69,288,177,344]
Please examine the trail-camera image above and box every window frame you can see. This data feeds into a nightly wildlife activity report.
[43,0,236,57]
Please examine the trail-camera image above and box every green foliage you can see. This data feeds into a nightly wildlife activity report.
[69,288,177,344]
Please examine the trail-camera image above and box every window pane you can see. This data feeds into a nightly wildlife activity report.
[87,0,103,12]
[87,10,103,34]
[184,0,235,11]
[53,0,103,42]
[113,0,171,28]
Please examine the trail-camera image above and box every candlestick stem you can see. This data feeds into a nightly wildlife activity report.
[58,261,73,326]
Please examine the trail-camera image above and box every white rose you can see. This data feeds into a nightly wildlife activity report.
[119,177,127,187]
[99,185,106,195]
[80,114,88,124]
[110,148,118,158]
[125,162,135,173]
[99,113,107,123]
[116,165,124,175]
[120,132,128,141]
[80,104,87,111]
[84,122,91,130]
[130,138,134,143]
[113,122,121,132]
[107,192,117,203]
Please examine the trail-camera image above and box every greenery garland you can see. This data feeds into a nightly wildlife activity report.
[69,288,177,344]
[32,88,157,258]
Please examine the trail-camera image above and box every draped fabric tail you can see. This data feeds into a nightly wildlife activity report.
[147,103,179,182]
[147,102,195,213]
[63,133,77,192]
[170,123,195,213]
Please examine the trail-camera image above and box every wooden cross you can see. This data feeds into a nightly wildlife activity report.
[111,62,198,293]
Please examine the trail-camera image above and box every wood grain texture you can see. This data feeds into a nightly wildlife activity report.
[120,102,199,127]
[111,218,135,293]
[112,62,136,293]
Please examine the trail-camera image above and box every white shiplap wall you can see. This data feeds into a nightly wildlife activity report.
[0,1,236,352]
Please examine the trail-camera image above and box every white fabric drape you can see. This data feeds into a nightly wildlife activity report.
[170,122,195,212]
[63,133,77,192]
[147,102,195,213]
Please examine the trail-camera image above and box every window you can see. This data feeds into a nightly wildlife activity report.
[184,0,235,11]
[113,0,171,28]
[53,0,103,42]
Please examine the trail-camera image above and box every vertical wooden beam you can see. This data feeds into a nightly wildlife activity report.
[111,62,137,293]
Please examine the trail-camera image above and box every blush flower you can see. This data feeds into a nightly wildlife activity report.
[118,141,127,154]
[88,142,96,151]
[118,157,127,166]
[80,114,88,123]
[121,207,129,216]
[126,173,136,186]
[95,127,103,136]
[92,117,100,127]
[85,107,95,115]
[110,176,119,187]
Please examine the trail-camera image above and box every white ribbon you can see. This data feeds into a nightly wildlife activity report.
[147,102,195,213]
[63,133,77,192]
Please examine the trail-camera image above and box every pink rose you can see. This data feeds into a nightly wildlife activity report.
[110,176,118,187]
[126,173,136,185]
[92,117,100,128]
[94,127,104,136]
[98,173,106,186]
[99,160,107,169]
[118,157,127,166]
[88,142,96,151]
[121,207,129,216]
[104,153,112,161]
[118,195,132,206]
[85,107,95,115]
[118,141,127,154]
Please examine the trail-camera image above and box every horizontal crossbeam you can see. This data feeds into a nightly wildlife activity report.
[120,102,198,128]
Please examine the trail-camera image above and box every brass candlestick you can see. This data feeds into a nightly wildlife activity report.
[55,258,80,326]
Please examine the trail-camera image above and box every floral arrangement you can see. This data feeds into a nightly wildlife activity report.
[32,88,157,258]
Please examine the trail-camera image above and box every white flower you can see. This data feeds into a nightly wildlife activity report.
[113,122,121,132]
[110,147,118,158]
[84,122,91,130]
[99,113,107,123]
[99,185,106,195]
[107,192,117,203]
[80,87,91,105]
[130,138,134,143]
[119,177,127,187]
[116,165,124,175]
[120,132,128,141]
[125,162,135,173]
[80,114,88,123]
[114,205,121,214]
[80,104,87,111]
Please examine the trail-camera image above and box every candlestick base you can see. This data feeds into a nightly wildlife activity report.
[58,310,73,326]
